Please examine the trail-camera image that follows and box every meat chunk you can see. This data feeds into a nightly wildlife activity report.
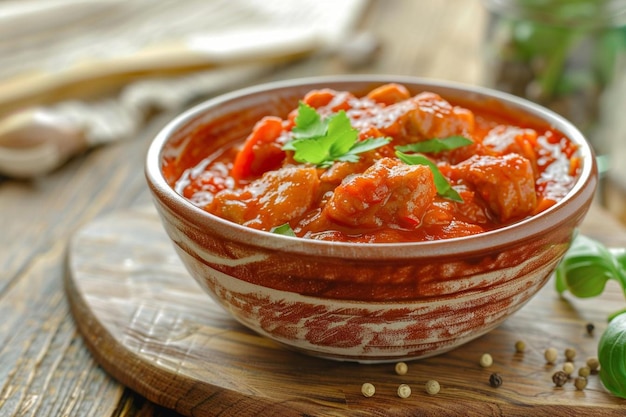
[371,92,475,142]
[404,92,475,139]
[323,158,436,229]
[210,165,320,230]
[483,125,539,176]
[451,154,537,222]
[366,83,411,105]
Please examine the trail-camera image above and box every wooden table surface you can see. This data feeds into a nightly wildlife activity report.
[2,1,626,416]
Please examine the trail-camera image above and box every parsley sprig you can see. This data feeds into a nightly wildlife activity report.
[283,102,471,202]
[282,102,391,168]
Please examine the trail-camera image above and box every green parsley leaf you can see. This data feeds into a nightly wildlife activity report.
[270,223,296,236]
[283,102,391,168]
[326,111,358,157]
[290,102,326,140]
[287,136,331,165]
[395,135,473,153]
[341,137,394,160]
[396,150,463,202]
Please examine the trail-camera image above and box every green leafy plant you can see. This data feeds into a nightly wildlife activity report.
[555,233,626,399]
[598,313,626,398]
[282,102,391,168]
[486,0,626,134]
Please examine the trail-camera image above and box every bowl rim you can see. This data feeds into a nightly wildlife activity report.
[145,74,598,259]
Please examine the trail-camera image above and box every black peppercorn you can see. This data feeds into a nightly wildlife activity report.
[489,373,503,388]
[586,322,595,336]
[552,370,569,387]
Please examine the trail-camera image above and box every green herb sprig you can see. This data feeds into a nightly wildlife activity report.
[282,102,391,168]
[284,103,471,202]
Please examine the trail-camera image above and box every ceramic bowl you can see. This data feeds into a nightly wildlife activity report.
[145,75,597,363]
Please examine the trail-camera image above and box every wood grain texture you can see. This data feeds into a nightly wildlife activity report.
[66,207,626,417]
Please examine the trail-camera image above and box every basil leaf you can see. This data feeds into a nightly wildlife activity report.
[556,234,626,298]
[346,136,393,155]
[395,136,473,154]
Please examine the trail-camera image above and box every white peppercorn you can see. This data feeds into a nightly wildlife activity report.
[395,361,408,375]
[545,347,558,364]
[361,382,375,397]
[578,366,591,378]
[587,357,600,372]
[425,380,440,395]
[397,384,412,399]
[562,362,575,376]
[480,353,493,368]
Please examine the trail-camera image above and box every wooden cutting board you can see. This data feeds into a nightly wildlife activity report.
[65,206,626,416]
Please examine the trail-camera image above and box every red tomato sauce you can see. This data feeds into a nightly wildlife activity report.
[173,83,580,243]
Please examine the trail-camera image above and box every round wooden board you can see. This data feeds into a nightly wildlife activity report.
[65,208,626,417]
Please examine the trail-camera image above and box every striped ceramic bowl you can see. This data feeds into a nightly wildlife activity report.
[145,75,597,362]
